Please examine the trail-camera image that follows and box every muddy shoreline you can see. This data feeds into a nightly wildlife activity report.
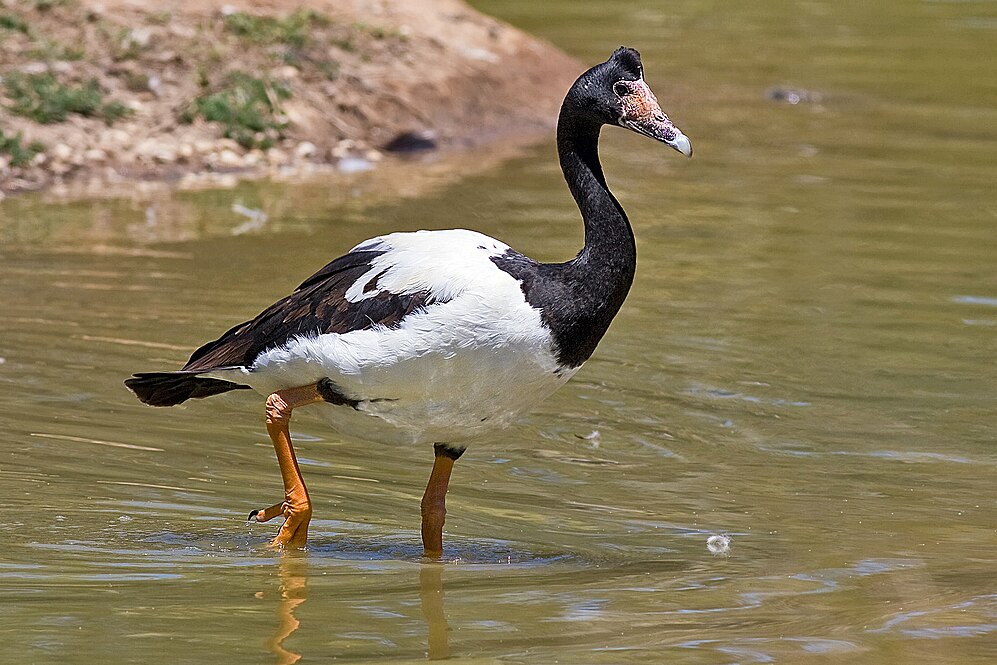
[0,0,580,198]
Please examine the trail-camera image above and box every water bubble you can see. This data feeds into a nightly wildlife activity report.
[707,534,731,557]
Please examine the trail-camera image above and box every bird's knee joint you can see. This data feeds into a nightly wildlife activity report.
[265,393,291,424]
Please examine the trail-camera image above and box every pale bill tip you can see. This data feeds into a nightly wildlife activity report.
[671,132,693,158]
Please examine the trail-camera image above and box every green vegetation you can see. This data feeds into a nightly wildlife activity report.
[222,10,328,47]
[352,21,407,42]
[2,12,82,60]
[33,0,75,11]
[4,72,132,124]
[0,130,45,168]
[145,10,173,26]
[27,38,84,61]
[0,12,31,34]
[180,73,291,150]
[110,27,145,61]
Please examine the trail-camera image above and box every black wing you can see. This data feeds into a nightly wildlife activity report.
[182,249,441,372]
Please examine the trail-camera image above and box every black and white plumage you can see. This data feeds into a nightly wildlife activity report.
[126,47,691,551]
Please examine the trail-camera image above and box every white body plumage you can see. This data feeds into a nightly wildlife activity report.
[208,230,577,445]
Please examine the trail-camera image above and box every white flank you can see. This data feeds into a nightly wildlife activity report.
[208,230,577,445]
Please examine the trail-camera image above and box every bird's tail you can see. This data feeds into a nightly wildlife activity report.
[124,370,250,407]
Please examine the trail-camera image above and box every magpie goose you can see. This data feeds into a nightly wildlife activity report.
[126,47,692,555]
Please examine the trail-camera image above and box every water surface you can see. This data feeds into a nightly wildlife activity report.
[2,0,996,662]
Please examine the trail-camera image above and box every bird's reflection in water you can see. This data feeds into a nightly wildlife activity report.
[419,564,450,660]
[266,552,309,665]
[263,554,452,663]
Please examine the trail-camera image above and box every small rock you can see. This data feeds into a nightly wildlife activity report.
[20,62,49,75]
[294,141,317,159]
[277,65,300,80]
[178,143,194,160]
[265,148,288,165]
[50,161,72,176]
[52,143,73,162]
[154,147,177,163]
[147,74,162,97]
[153,51,179,64]
[383,130,438,154]
[84,148,107,163]
[463,47,498,63]
[134,138,175,163]
[107,129,131,145]
[125,27,155,49]
[217,149,243,168]
[331,139,357,159]
[169,25,197,39]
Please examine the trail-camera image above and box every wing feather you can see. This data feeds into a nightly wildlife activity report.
[183,249,441,372]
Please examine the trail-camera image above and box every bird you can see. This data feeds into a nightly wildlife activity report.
[125,47,692,556]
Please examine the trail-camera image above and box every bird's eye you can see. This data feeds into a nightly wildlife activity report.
[613,81,629,97]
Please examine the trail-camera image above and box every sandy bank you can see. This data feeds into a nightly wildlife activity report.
[0,0,580,197]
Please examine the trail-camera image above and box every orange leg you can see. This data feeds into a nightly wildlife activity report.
[249,383,326,549]
[421,444,463,558]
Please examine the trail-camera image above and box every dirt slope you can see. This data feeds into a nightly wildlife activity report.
[0,0,580,194]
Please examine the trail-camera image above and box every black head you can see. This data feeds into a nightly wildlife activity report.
[563,47,692,157]
[607,46,644,82]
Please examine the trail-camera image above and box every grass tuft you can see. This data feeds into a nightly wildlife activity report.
[0,12,31,35]
[223,10,328,48]
[27,38,85,61]
[4,72,132,124]
[0,130,45,167]
[180,72,291,150]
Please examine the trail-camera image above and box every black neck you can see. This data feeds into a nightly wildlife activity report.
[488,68,646,368]
[556,108,637,308]
[488,106,639,368]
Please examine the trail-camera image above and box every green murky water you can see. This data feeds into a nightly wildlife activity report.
[2,1,996,662]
